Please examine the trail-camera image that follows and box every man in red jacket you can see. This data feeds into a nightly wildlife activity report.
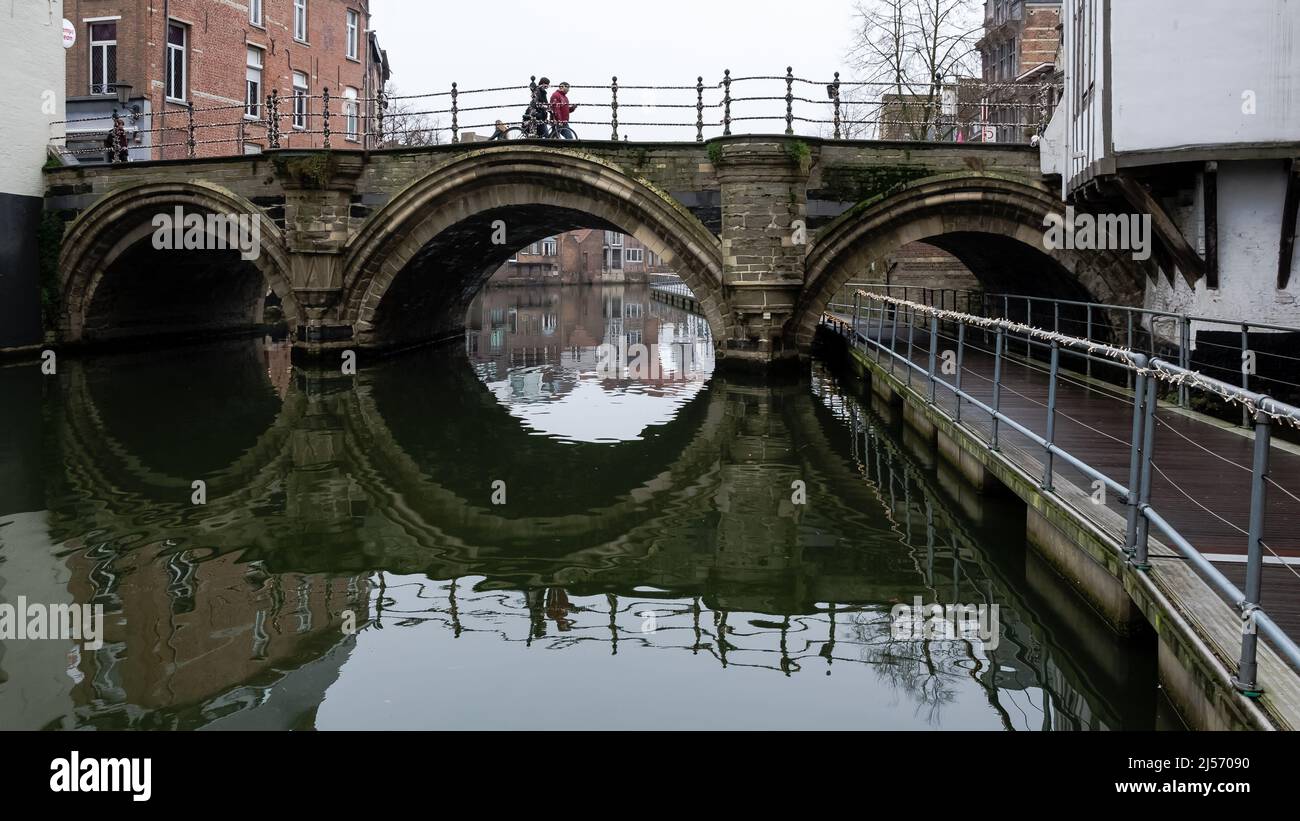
[548,82,578,139]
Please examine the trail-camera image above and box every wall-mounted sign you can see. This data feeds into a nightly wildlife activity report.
[62,19,76,49]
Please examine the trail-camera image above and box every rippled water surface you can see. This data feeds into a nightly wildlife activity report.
[0,285,1176,729]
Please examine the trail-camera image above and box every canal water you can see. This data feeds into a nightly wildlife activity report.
[0,284,1180,730]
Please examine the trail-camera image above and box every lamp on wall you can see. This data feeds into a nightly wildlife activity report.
[111,83,143,123]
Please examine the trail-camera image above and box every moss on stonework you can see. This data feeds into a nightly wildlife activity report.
[38,210,65,333]
[706,142,724,167]
[783,139,811,168]
[276,153,339,189]
[821,164,932,204]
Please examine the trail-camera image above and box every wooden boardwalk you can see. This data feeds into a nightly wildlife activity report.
[832,314,1300,653]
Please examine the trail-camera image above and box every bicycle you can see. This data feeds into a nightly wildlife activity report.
[503,118,579,140]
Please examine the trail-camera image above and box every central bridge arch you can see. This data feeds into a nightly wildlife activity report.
[342,146,726,352]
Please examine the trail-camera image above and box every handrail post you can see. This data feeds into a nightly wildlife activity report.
[1126,311,1135,390]
[906,300,916,386]
[1179,315,1191,408]
[1231,401,1271,696]
[1134,373,1159,569]
[955,320,966,423]
[1085,304,1094,380]
[450,82,459,144]
[696,76,705,142]
[927,313,938,403]
[991,328,1004,450]
[186,101,196,159]
[852,291,861,340]
[832,72,842,139]
[1043,341,1060,490]
[890,296,900,375]
[722,69,732,136]
[1124,355,1150,558]
[267,89,280,149]
[784,66,794,135]
[1241,322,1251,428]
[875,295,886,364]
[322,87,331,148]
[611,76,619,141]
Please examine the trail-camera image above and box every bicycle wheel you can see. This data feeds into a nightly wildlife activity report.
[505,127,525,140]
[559,125,578,140]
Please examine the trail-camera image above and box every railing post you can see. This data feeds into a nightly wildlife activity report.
[186,101,196,159]
[1126,311,1134,390]
[1085,304,1094,380]
[1124,355,1150,559]
[1179,315,1191,408]
[696,76,705,142]
[906,299,916,386]
[1232,401,1271,696]
[267,89,280,149]
[722,69,732,136]
[875,295,886,364]
[322,87,332,149]
[832,71,842,139]
[376,87,387,146]
[450,82,459,144]
[611,76,619,141]
[785,66,795,135]
[1043,341,1060,490]
[852,291,860,340]
[927,313,938,403]
[955,320,966,423]
[1025,296,1033,358]
[1134,373,1159,569]
[1241,323,1251,428]
[991,328,1004,450]
[890,297,900,375]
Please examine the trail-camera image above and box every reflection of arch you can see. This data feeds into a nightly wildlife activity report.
[791,174,1144,350]
[57,181,302,343]
[341,146,725,349]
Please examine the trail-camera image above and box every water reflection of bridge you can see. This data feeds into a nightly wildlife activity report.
[1,311,1158,728]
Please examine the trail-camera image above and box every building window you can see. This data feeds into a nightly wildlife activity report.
[346,10,359,60]
[542,238,557,256]
[293,72,309,129]
[343,87,359,141]
[246,47,264,118]
[294,0,309,42]
[250,0,263,26]
[89,22,117,96]
[243,142,263,155]
[625,248,644,264]
[166,22,187,102]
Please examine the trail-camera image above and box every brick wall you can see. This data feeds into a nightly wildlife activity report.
[64,0,379,159]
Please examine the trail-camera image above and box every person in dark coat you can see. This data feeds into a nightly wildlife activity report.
[104,115,129,163]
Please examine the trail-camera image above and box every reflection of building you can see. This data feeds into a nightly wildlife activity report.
[492,230,673,286]
[61,540,369,727]
[59,0,388,162]
[465,284,713,386]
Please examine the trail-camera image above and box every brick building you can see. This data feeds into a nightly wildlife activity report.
[491,230,673,286]
[62,0,387,162]
[976,0,1063,142]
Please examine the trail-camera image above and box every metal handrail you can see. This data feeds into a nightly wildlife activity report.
[827,290,1300,695]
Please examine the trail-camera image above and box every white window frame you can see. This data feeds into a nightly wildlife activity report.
[605,231,623,247]
[166,22,188,103]
[346,10,359,60]
[294,0,308,43]
[249,0,263,27]
[343,86,359,142]
[89,21,118,96]
[625,247,644,264]
[292,72,309,130]
[542,238,557,256]
[245,46,264,119]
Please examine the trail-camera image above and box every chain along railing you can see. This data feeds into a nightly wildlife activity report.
[48,70,1058,163]
[823,290,1300,695]
[828,283,1300,426]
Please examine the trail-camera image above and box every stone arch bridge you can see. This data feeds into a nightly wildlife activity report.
[43,137,1145,368]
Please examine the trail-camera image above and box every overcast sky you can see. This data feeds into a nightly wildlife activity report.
[371,0,862,140]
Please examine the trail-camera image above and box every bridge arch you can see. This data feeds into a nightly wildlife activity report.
[791,173,1145,349]
[341,146,726,351]
[57,181,301,344]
